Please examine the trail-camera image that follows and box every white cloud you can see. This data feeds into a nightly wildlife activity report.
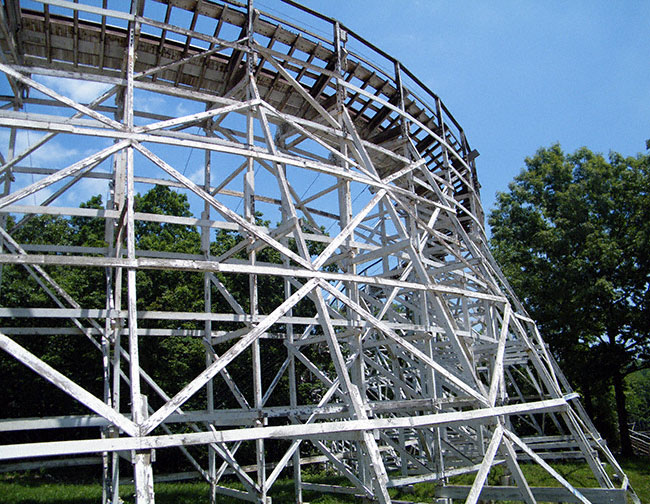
[175,101,191,118]
[187,166,204,185]
[38,76,112,103]
[0,130,79,167]
[9,168,109,208]
[31,140,79,166]
[0,129,111,207]
[137,93,167,115]
[10,171,54,206]
[62,175,110,206]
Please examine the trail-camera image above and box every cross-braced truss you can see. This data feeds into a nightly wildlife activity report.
[0,1,638,503]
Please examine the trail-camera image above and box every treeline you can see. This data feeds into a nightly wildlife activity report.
[489,144,650,454]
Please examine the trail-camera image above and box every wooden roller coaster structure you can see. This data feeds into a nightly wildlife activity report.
[0,1,639,503]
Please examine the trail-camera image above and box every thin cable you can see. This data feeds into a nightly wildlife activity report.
[325,186,368,234]
[299,171,320,201]
[181,127,200,176]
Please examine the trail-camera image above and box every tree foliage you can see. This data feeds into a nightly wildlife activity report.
[0,186,333,468]
[627,369,650,430]
[489,144,650,454]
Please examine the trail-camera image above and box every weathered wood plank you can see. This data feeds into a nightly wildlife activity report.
[0,398,568,460]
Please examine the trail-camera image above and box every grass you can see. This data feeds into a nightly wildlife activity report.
[1,457,648,503]
[618,456,650,503]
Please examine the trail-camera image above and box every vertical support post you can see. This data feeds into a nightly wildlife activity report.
[426,337,445,478]
[287,280,303,503]
[125,24,154,504]
[110,145,125,504]
[125,29,138,410]
[104,77,128,504]
[133,396,155,503]
[245,4,266,502]
[102,173,116,504]
[276,126,303,503]
[390,347,408,477]
[202,122,217,504]
[333,20,370,488]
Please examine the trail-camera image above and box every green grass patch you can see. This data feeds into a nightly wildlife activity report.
[618,456,650,503]
[1,457,648,503]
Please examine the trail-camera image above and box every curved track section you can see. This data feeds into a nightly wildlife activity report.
[0,1,633,503]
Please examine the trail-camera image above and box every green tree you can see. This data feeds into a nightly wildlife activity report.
[626,369,650,431]
[1,185,334,469]
[489,144,650,456]
[0,210,106,420]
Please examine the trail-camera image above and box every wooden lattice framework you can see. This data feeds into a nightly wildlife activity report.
[0,1,638,503]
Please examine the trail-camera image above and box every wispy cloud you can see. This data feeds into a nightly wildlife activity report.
[0,130,79,166]
[136,93,167,115]
[175,101,191,118]
[187,166,205,185]
[38,76,112,103]
[0,129,111,206]
[62,175,110,206]
[10,171,54,206]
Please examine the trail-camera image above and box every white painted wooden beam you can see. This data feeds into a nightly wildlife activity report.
[0,398,568,460]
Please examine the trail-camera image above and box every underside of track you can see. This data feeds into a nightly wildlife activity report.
[0,1,638,503]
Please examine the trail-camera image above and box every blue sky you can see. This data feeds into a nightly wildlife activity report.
[261,0,650,224]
